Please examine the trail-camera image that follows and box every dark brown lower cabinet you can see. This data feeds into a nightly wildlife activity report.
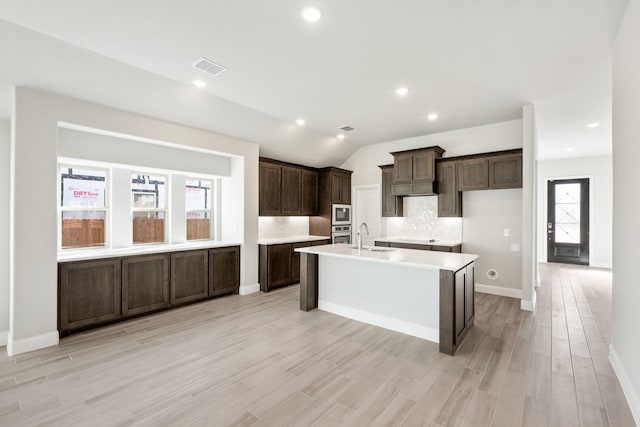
[259,239,331,292]
[59,258,122,332]
[209,246,240,297]
[439,262,475,355]
[171,250,209,305]
[59,245,241,336]
[374,241,462,253]
[122,254,170,317]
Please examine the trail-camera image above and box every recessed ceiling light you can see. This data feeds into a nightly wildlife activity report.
[395,87,409,97]
[566,147,575,152]
[295,118,306,126]
[192,79,207,88]
[427,113,439,121]
[337,134,345,140]
[301,7,322,22]
[586,123,599,128]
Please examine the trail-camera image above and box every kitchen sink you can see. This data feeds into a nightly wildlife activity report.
[351,246,396,252]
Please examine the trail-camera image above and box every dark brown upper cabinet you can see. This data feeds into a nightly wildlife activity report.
[436,160,462,217]
[281,166,302,215]
[327,168,352,205]
[259,158,319,216]
[379,164,403,217]
[259,161,282,216]
[390,146,445,196]
[489,154,522,189]
[457,149,522,191]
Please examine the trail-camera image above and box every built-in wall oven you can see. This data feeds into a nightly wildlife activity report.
[332,204,352,226]
[331,225,352,245]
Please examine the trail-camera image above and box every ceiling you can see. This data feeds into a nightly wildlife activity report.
[0,0,629,165]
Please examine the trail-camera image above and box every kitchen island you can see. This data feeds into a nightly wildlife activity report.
[295,244,478,355]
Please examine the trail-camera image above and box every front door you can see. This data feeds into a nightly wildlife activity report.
[547,178,589,265]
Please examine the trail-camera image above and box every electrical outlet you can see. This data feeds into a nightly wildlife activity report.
[510,243,520,252]
[503,228,510,237]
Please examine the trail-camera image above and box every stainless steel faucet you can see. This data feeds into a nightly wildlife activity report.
[358,222,369,250]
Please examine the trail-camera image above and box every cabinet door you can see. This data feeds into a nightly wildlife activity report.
[413,151,435,181]
[437,161,462,217]
[268,244,293,289]
[171,250,208,305]
[340,173,351,204]
[301,170,318,215]
[331,173,342,204]
[458,158,489,191]
[454,268,467,342]
[259,162,282,216]
[59,258,122,332]
[381,167,403,217]
[122,254,169,317]
[281,166,302,215]
[209,246,240,297]
[393,153,413,183]
[489,154,522,189]
[466,263,475,324]
[389,242,432,250]
[291,242,312,283]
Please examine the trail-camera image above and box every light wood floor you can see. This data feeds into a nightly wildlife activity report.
[0,263,635,426]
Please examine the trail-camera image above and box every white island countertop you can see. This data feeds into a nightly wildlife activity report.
[296,244,477,272]
[374,238,462,247]
[258,235,330,245]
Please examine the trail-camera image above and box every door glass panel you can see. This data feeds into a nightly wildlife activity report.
[555,183,581,243]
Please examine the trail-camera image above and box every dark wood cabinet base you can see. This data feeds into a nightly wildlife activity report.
[58,245,240,336]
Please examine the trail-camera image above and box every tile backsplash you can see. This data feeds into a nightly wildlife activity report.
[384,196,463,241]
[259,216,310,239]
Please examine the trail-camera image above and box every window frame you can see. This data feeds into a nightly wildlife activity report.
[131,172,169,245]
[185,177,215,241]
[57,164,110,251]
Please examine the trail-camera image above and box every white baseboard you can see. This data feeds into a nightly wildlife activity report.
[240,283,260,295]
[476,283,522,299]
[0,330,8,347]
[318,300,439,343]
[590,262,613,269]
[7,331,59,356]
[609,344,640,426]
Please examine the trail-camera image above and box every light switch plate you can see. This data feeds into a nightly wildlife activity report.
[503,228,510,237]
[510,243,520,252]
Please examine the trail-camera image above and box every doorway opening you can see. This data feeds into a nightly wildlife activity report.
[547,178,589,265]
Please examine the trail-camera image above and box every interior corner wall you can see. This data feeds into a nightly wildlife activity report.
[611,0,640,423]
[8,87,259,356]
[0,120,10,346]
[521,105,537,310]
[536,155,613,268]
[340,119,524,295]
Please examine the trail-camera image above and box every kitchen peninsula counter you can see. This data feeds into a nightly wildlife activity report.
[296,244,478,355]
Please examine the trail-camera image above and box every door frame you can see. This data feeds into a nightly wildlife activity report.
[542,175,593,266]
[352,184,381,245]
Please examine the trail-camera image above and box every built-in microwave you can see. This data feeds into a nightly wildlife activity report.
[332,204,351,225]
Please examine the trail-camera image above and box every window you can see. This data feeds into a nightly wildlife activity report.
[186,178,213,240]
[59,166,108,249]
[132,174,167,244]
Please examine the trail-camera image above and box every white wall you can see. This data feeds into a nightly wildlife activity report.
[340,119,524,296]
[537,155,613,268]
[0,120,9,346]
[8,87,259,355]
[611,1,640,423]
[521,105,537,311]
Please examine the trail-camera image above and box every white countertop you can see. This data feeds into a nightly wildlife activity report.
[258,235,330,245]
[58,240,241,262]
[374,237,462,247]
[296,244,477,272]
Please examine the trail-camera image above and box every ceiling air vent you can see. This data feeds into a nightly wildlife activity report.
[191,57,227,76]
[339,125,354,132]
